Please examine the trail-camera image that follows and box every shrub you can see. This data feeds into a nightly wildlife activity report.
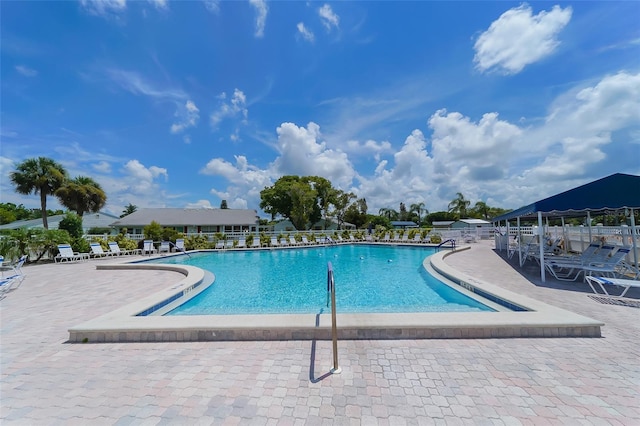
[87,227,112,235]
[143,221,163,242]
[59,212,83,239]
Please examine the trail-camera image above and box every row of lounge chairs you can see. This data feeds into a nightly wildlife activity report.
[544,244,638,282]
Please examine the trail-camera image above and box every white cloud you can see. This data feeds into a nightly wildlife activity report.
[185,199,215,209]
[107,69,187,100]
[428,109,521,181]
[249,0,268,38]
[121,159,168,195]
[297,22,315,43]
[148,0,167,10]
[474,4,572,74]
[318,4,339,31]
[272,122,355,188]
[203,0,220,14]
[80,0,127,17]
[344,139,393,161]
[171,100,200,134]
[92,161,112,173]
[15,65,37,77]
[210,89,248,127]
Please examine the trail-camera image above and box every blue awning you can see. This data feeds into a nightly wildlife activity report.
[493,173,640,222]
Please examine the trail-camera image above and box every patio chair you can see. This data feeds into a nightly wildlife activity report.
[585,276,640,298]
[301,236,313,245]
[280,238,289,247]
[0,255,27,284]
[545,245,617,281]
[108,241,131,256]
[0,275,22,299]
[90,242,114,258]
[382,233,390,242]
[215,240,225,249]
[175,238,186,252]
[159,241,171,254]
[142,240,157,255]
[412,234,422,243]
[226,240,234,249]
[289,236,298,246]
[55,244,89,263]
[237,238,246,248]
[270,237,279,247]
[251,238,261,248]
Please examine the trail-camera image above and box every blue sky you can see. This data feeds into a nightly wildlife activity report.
[1,1,639,218]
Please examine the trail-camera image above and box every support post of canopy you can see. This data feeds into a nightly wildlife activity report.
[517,217,522,266]
[630,208,638,270]
[538,211,546,282]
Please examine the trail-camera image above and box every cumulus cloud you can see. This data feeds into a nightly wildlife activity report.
[121,159,168,195]
[297,22,315,43]
[15,65,37,77]
[171,100,200,134]
[185,199,215,209]
[250,0,268,38]
[80,0,127,17]
[92,161,112,173]
[474,4,572,74]
[272,122,355,187]
[318,4,339,31]
[210,89,248,128]
[344,139,393,161]
[429,109,521,181]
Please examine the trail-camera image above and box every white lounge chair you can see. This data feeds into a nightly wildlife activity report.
[585,276,640,297]
[0,255,26,285]
[90,242,114,258]
[215,240,225,249]
[237,238,246,248]
[55,244,89,263]
[280,238,289,247]
[545,245,621,281]
[226,240,234,249]
[142,240,157,255]
[251,238,261,248]
[270,237,279,247]
[108,241,138,256]
[301,236,312,245]
[159,241,171,254]
[0,275,22,298]
[289,236,298,246]
[175,238,186,252]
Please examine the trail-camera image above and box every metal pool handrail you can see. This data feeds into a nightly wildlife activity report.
[327,262,341,374]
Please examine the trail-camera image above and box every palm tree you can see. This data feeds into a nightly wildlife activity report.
[9,157,68,229]
[56,176,107,217]
[378,207,399,221]
[473,201,490,220]
[409,202,428,226]
[448,192,470,219]
[121,203,138,218]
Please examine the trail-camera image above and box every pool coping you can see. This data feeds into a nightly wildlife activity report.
[67,246,603,342]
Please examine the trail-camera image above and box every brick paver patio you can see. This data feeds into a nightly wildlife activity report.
[1,241,639,424]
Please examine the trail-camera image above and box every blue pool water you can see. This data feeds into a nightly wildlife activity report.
[146,245,494,315]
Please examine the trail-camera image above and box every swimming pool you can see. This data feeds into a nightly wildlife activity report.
[145,245,494,315]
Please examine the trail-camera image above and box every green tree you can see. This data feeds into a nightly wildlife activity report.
[470,201,490,219]
[409,202,428,226]
[448,192,470,219]
[58,212,84,239]
[121,203,138,218]
[9,157,68,229]
[143,220,163,242]
[288,181,317,230]
[331,190,356,229]
[308,176,333,229]
[378,207,398,221]
[55,176,107,217]
[0,207,17,225]
[220,200,228,209]
[344,198,368,228]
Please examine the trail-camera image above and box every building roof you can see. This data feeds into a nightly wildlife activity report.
[0,211,119,231]
[493,173,640,222]
[432,221,454,226]
[390,221,418,227]
[457,219,492,225]
[111,208,259,227]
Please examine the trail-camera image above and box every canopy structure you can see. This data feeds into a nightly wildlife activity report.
[493,173,640,222]
[492,173,640,281]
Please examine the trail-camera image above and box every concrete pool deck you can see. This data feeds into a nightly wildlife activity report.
[2,239,639,423]
[66,245,603,342]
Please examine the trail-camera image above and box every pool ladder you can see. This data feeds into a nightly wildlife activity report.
[326,262,341,374]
